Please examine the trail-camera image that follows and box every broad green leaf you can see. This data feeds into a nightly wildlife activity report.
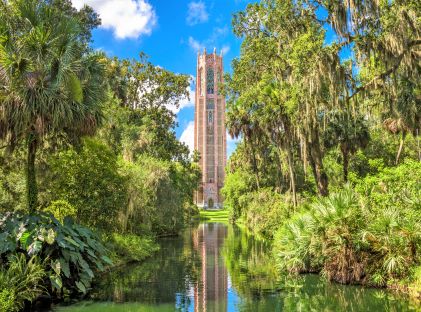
[78,257,90,272]
[19,231,31,248]
[101,255,113,265]
[64,236,80,247]
[50,275,63,291]
[74,226,91,238]
[46,228,56,245]
[27,240,42,255]
[93,259,104,271]
[86,248,97,259]
[51,259,61,275]
[75,281,86,293]
[59,257,71,278]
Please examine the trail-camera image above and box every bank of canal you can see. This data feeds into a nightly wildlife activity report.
[56,221,418,311]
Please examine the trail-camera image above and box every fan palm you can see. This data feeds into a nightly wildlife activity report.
[324,110,370,182]
[226,105,262,188]
[0,0,106,211]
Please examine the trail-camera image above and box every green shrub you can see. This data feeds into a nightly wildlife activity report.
[349,128,418,174]
[0,288,15,312]
[49,138,126,231]
[0,212,112,296]
[43,200,77,223]
[119,157,186,236]
[274,186,363,278]
[274,174,421,287]
[0,254,45,311]
[242,188,292,238]
[355,159,421,210]
[408,266,421,302]
[357,162,421,286]
[104,233,159,264]
[0,155,26,213]
[274,212,320,274]
[221,169,256,222]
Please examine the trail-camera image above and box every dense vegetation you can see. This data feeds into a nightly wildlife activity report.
[0,0,419,309]
[222,0,420,301]
[0,0,199,310]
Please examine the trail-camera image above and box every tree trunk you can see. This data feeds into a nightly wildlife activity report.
[395,132,406,165]
[27,132,38,212]
[250,144,260,189]
[285,144,297,208]
[307,127,329,196]
[275,149,284,193]
[341,145,349,183]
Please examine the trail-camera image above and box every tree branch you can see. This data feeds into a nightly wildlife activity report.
[349,39,421,99]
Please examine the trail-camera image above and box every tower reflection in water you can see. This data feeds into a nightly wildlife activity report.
[191,223,228,312]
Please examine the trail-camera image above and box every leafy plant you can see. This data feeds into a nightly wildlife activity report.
[274,170,421,288]
[0,254,45,312]
[104,233,159,264]
[49,138,127,231]
[0,212,112,296]
[0,0,106,211]
[242,188,292,238]
[43,200,77,223]
[221,168,257,222]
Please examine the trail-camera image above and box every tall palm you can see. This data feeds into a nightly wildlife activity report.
[0,0,106,211]
[226,105,262,188]
[324,110,370,182]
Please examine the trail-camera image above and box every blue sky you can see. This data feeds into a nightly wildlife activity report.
[71,1,350,159]
[72,0,247,158]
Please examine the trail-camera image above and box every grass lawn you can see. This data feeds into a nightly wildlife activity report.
[198,209,229,223]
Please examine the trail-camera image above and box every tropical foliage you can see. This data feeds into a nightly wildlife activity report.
[0,0,419,308]
[0,0,106,212]
[222,0,420,301]
[0,1,200,308]
[274,161,421,288]
[0,254,45,312]
[0,212,112,296]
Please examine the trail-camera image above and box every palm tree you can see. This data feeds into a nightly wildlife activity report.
[324,110,370,182]
[0,0,106,211]
[226,105,262,188]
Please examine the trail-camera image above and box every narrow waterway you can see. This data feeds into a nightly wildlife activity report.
[56,222,417,312]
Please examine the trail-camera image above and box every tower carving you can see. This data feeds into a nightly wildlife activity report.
[194,49,226,209]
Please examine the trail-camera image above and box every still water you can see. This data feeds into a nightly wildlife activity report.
[57,223,418,312]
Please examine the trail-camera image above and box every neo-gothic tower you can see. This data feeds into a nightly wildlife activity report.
[194,48,226,209]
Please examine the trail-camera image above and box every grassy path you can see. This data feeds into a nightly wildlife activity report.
[198,209,229,223]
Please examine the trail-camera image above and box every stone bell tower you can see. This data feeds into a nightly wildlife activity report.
[194,48,226,209]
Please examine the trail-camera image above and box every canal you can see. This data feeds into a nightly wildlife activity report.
[56,222,417,311]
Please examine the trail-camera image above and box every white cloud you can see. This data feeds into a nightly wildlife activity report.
[166,76,195,114]
[186,1,209,25]
[187,26,230,54]
[72,0,157,39]
[180,121,195,153]
[211,26,228,39]
[188,36,205,52]
[221,45,230,55]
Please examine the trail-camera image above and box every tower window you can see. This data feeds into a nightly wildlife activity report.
[207,68,214,94]
[198,68,203,96]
